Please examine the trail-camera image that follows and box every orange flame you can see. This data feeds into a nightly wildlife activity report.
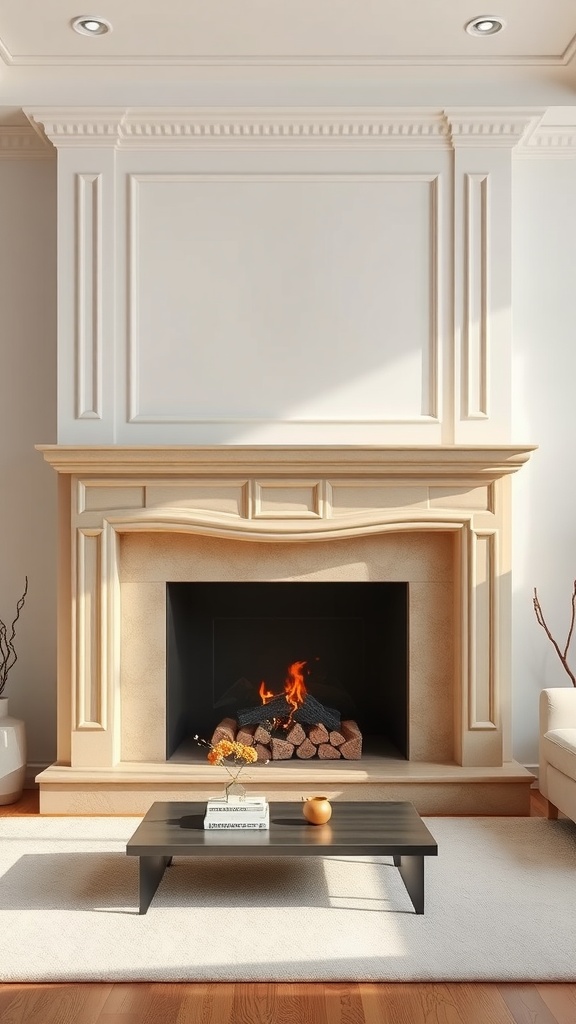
[259,681,275,704]
[284,660,307,714]
[258,661,308,721]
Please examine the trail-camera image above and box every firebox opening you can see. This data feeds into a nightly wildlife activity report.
[166,581,408,763]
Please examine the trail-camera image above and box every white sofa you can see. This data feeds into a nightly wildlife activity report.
[539,687,576,821]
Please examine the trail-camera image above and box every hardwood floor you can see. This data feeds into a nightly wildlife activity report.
[1,788,574,1024]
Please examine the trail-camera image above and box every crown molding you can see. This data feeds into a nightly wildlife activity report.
[25,107,449,149]
[445,108,545,148]
[516,123,576,157]
[2,35,576,69]
[24,110,127,148]
[24,107,548,151]
[0,125,54,159]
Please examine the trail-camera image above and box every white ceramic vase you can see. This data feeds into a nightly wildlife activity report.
[0,697,26,805]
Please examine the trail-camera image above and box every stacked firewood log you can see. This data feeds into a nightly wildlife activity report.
[210,716,362,761]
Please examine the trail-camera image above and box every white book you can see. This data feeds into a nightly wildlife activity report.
[205,808,269,824]
[206,797,268,814]
[204,817,269,830]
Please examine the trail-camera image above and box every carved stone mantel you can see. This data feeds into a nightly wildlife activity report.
[36,443,536,814]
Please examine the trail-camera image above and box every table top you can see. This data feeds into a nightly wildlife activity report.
[126,800,438,858]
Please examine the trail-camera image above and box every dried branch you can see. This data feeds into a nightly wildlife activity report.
[0,577,28,697]
[533,581,576,687]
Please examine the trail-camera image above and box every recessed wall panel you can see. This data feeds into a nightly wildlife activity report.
[128,174,439,426]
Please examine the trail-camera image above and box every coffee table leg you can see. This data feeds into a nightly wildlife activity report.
[139,855,170,914]
[395,855,425,914]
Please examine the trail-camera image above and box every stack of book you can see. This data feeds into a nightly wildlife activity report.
[203,795,270,830]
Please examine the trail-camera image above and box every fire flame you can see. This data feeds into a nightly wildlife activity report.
[259,660,308,723]
[284,660,307,714]
[258,681,275,704]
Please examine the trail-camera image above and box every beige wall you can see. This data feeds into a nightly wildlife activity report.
[0,155,57,766]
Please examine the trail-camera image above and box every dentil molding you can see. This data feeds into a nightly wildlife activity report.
[516,124,576,157]
[23,107,546,150]
[0,125,54,159]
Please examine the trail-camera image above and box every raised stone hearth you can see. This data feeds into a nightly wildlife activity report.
[36,444,536,814]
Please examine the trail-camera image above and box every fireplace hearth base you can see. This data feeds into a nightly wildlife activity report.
[36,756,534,815]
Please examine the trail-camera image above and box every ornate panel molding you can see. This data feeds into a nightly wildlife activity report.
[468,529,498,732]
[76,529,103,729]
[127,172,442,428]
[462,173,489,420]
[253,480,324,519]
[75,173,103,420]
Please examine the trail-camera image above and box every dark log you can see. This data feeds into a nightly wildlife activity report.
[237,695,290,726]
[237,692,341,731]
[294,694,341,731]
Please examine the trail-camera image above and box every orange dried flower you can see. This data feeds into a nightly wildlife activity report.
[194,731,264,794]
[207,738,258,766]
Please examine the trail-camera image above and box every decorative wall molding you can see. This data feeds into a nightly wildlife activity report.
[24,107,546,152]
[445,108,544,149]
[23,105,544,444]
[462,172,489,420]
[516,124,576,156]
[127,171,442,429]
[76,529,103,729]
[25,110,125,147]
[75,173,103,420]
[468,528,498,731]
[0,126,54,159]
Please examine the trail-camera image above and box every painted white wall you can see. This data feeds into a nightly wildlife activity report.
[0,156,57,768]
[511,154,576,765]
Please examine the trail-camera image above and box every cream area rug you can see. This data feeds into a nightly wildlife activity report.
[1,814,575,983]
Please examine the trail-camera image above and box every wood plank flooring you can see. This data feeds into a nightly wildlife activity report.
[1,788,574,1024]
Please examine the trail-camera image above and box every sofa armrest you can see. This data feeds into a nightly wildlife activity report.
[540,687,576,734]
[539,687,576,805]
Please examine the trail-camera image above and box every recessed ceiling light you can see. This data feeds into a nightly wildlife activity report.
[465,15,505,36]
[71,15,112,36]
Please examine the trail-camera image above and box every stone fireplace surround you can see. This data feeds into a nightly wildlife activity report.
[36,444,536,815]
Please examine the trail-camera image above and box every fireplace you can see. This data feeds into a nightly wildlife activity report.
[165,580,408,762]
[36,443,536,814]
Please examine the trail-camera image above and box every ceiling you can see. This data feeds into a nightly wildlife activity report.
[1,2,576,130]
[0,0,575,67]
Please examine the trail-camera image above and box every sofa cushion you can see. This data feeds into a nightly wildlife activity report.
[543,728,576,783]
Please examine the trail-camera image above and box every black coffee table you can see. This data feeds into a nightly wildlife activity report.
[126,800,438,915]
